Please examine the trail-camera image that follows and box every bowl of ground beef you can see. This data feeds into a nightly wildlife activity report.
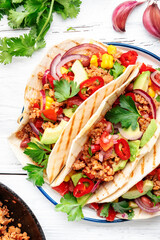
[0,183,46,240]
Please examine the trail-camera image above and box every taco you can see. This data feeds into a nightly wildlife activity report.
[53,68,160,221]
[8,38,137,186]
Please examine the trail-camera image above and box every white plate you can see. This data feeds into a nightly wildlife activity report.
[38,43,160,223]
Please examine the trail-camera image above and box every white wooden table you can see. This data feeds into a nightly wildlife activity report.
[0,1,160,239]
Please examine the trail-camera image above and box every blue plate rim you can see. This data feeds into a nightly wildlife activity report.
[37,42,159,223]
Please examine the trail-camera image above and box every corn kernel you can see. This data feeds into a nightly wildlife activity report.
[60,67,68,74]
[148,87,155,98]
[46,96,54,103]
[64,170,76,182]
[101,53,114,69]
[123,67,126,73]
[107,45,117,55]
[149,78,152,87]
[90,55,98,67]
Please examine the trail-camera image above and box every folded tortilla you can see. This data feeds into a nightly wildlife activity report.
[8,38,137,184]
[51,68,160,205]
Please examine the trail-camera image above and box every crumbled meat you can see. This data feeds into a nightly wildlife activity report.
[42,122,58,130]
[146,173,160,194]
[0,202,30,240]
[37,72,43,81]
[85,66,114,84]
[43,84,50,90]
[138,117,151,133]
[29,99,41,121]
[16,124,35,140]
[49,89,54,98]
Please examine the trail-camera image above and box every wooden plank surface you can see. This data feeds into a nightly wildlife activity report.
[0,0,160,239]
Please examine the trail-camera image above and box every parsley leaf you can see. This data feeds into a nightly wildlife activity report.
[156,95,160,102]
[88,146,92,156]
[127,209,135,220]
[23,164,44,186]
[110,61,124,79]
[8,10,29,28]
[147,191,160,205]
[55,193,84,221]
[100,203,110,217]
[105,95,141,130]
[54,0,81,19]
[54,79,80,102]
[112,201,132,214]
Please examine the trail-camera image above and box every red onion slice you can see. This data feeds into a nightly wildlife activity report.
[40,90,46,110]
[135,198,160,213]
[42,69,50,85]
[133,89,156,119]
[91,180,101,193]
[151,70,160,89]
[29,122,40,136]
[99,151,105,162]
[50,54,61,80]
[56,54,90,78]
[62,43,106,59]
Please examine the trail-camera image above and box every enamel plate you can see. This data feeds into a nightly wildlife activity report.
[38,43,160,223]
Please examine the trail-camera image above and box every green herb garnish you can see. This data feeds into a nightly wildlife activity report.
[110,61,124,79]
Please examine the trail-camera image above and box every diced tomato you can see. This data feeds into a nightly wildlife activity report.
[106,206,116,222]
[136,180,144,193]
[33,103,40,109]
[125,92,135,101]
[91,144,101,154]
[139,63,156,74]
[67,96,84,107]
[52,181,69,196]
[120,51,138,67]
[42,109,57,121]
[89,203,100,211]
[57,107,63,115]
[100,131,114,152]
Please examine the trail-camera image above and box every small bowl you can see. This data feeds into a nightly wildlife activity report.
[0,182,46,240]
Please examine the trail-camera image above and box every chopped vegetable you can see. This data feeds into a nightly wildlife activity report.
[114,138,131,160]
[110,61,124,79]
[55,193,84,221]
[52,181,69,196]
[73,178,94,198]
[105,95,141,130]
[120,51,138,67]
[100,203,110,217]
[139,63,156,74]
[128,140,140,162]
[147,191,160,205]
[42,109,57,121]
[112,201,133,214]
[101,53,114,69]
[136,180,144,193]
[23,164,44,186]
[54,79,80,102]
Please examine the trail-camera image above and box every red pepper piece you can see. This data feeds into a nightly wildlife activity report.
[136,180,144,193]
[120,51,138,67]
[139,63,156,74]
[100,131,114,152]
[125,92,135,101]
[89,203,100,211]
[91,144,101,154]
[114,138,131,160]
[106,206,116,222]
[78,76,104,100]
[42,109,57,121]
[52,181,69,196]
[73,178,94,198]
[47,74,55,88]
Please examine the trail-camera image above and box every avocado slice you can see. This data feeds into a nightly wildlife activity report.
[71,173,84,186]
[71,60,88,85]
[133,71,150,91]
[63,108,74,118]
[128,140,140,162]
[129,201,138,208]
[77,193,92,207]
[140,119,157,148]
[41,120,68,144]
[122,180,153,199]
[113,160,128,173]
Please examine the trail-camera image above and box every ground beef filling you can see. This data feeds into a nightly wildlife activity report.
[72,120,120,182]
[16,123,35,141]
[0,202,30,240]
[146,173,160,196]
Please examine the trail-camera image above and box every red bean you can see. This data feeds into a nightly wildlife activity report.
[20,138,30,148]
[140,196,154,208]
[126,83,134,92]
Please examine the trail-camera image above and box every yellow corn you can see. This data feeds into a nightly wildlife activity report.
[149,78,152,87]
[101,53,114,69]
[148,87,155,98]
[123,67,126,73]
[64,170,76,182]
[60,67,68,74]
[90,55,98,67]
[45,96,54,110]
[113,198,119,203]
[107,45,117,55]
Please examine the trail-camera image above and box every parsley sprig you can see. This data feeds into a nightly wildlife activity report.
[23,140,51,186]
[0,0,82,64]
[55,193,84,221]
[105,95,141,130]
[54,79,80,102]
[110,61,124,79]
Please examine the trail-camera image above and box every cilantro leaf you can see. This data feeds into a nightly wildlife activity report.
[147,191,160,205]
[54,0,81,19]
[100,203,110,217]
[8,10,29,28]
[110,61,124,79]
[23,164,44,186]
[55,193,84,221]
[156,95,160,102]
[127,209,135,220]
[105,95,141,130]
[54,79,80,102]
[112,201,132,214]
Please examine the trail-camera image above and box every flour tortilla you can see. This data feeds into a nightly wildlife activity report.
[8,38,136,184]
[51,68,160,205]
